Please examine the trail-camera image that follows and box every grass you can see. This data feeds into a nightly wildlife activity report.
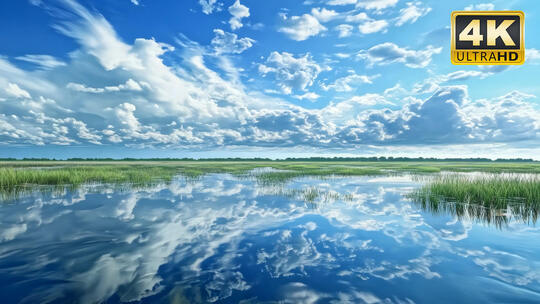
[0,165,180,199]
[0,160,538,200]
[410,174,540,227]
[0,165,178,187]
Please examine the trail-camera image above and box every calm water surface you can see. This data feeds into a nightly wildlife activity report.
[1,174,540,303]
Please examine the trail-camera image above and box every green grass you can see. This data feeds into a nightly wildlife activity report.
[410,174,540,227]
[0,165,178,187]
[0,160,538,199]
[0,165,180,199]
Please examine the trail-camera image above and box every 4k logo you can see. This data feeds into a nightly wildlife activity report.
[451,11,524,65]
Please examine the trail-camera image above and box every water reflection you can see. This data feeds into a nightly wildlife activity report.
[1,174,540,303]
[412,198,540,229]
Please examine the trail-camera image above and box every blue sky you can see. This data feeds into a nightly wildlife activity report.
[0,0,539,159]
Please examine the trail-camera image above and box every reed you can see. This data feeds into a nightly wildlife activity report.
[410,174,540,227]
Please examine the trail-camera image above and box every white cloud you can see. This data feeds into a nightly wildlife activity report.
[345,12,388,34]
[228,0,249,30]
[278,13,327,41]
[464,3,495,11]
[130,0,139,5]
[211,29,255,55]
[357,42,442,68]
[395,1,431,26]
[199,0,221,14]
[115,102,140,132]
[413,69,502,94]
[441,70,485,81]
[294,92,321,101]
[321,93,393,122]
[335,24,354,38]
[328,0,357,5]
[526,49,540,63]
[258,52,322,94]
[356,0,399,10]
[335,52,352,58]
[15,54,67,70]
[358,19,388,34]
[0,0,537,151]
[5,83,31,99]
[321,73,380,92]
[311,7,339,23]
[345,12,370,23]
[53,1,144,71]
[66,79,143,93]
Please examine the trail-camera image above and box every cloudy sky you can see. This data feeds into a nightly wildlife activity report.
[0,0,539,159]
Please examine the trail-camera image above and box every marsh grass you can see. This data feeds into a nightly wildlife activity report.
[0,165,179,200]
[1,160,538,200]
[254,166,382,185]
[260,185,348,208]
[410,174,540,228]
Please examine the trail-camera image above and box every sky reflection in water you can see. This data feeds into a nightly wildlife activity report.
[0,174,540,303]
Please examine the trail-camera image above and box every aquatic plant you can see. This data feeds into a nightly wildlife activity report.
[410,174,540,228]
[1,160,539,199]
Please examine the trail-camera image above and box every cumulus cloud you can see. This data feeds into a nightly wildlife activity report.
[321,72,380,92]
[278,13,327,41]
[258,52,323,94]
[15,54,67,70]
[67,79,143,93]
[345,12,388,34]
[526,49,540,63]
[294,92,320,101]
[321,93,394,122]
[0,0,538,152]
[211,29,255,55]
[328,0,357,5]
[395,1,431,26]
[5,83,31,99]
[357,42,442,68]
[358,19,389,34]
[413,69,504,95]
[356,0,399,10]
[334,86,539,145]
[464,3,495,11]
[228,0,249,30]
[345,12,370,23]
[335,24,354,38]
[199,0,221,14]
[310,7,339,23]
[335,86,472,143]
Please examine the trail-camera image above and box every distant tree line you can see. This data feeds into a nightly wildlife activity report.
[0,157,536,162]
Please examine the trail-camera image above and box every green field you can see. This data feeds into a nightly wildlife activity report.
[1,161,539,207]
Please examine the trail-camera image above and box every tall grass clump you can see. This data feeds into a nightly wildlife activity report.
[0,165,179,198]
[410,174,540,227]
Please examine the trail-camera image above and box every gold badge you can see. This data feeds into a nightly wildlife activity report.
[451,11,524,65]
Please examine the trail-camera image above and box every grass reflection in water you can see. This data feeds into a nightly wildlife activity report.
[409,174,540,229]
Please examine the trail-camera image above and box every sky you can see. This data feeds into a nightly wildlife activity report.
[0,0,539,159]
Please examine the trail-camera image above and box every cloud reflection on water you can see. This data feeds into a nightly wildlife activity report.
[0,174,540,303]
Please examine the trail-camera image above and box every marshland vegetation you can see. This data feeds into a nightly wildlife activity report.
[1,160,539,211]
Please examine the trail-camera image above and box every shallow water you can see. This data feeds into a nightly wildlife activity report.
[1,174,539,303]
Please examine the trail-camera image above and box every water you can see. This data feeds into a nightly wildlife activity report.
[1,174,539,303]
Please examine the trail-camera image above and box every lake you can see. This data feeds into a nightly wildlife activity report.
[1,173,539,303]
